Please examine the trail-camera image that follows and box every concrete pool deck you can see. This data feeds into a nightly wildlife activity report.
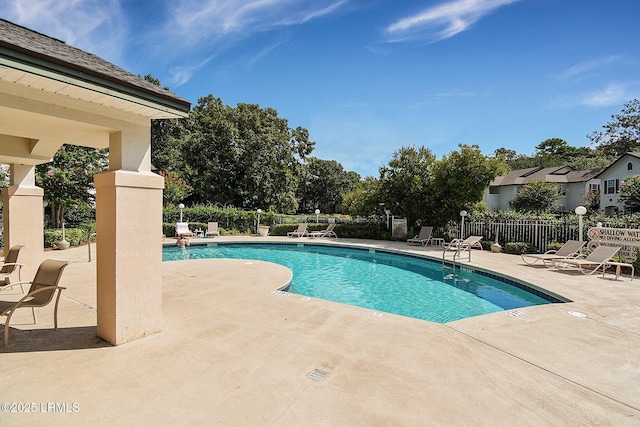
[1,236,639,425]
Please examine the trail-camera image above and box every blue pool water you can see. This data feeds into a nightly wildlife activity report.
[163,243,558,323]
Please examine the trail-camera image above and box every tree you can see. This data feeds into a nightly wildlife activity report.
[619,175,640,212]
[581,188,600,212]
[342,176,381,216]
[378,146,437,228]
[297,157,359,213]
[495,140,609,171]
[145,75,187,173]
[0,164,9,187]
[589,99,640,157]
[430,144,509,226]
[510,180,563,213]
[182,95,315,213]
[36,144,109,228]
[159,171,192,206]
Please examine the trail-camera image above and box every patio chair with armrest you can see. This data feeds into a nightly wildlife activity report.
[407,226,433,246]
[175,222,195,238]
[205,222,220,238]
[287,223,308,238]
[0,259,69,345]
[552,245,620,275]
[442,236,483,262]
[521,240,586,267]
[0,245,25,292]
[309,223,337,239]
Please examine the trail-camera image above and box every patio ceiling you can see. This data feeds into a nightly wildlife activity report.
[0,64,187,166]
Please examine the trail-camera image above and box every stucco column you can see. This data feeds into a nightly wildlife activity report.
[2,164,44,277]
[95,128,164,345]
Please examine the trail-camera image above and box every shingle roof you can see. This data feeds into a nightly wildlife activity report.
[0,18,190,112]
[491,165,603,186]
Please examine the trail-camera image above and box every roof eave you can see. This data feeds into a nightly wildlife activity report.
[0,46,190,118]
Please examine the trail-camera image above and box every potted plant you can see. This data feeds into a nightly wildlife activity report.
[256,209,269,236]
[490,234,502,253]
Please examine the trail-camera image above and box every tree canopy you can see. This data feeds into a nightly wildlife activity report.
[378,145,437,228]
[297,157,360,213]
[510,180,563,214]
[619,175,640,212]
[375,144,507,227]
[589,99,640,157]
[180,95,315,213]
[35,144,109,227]
[429,144,509,225]
[495,138,613,171]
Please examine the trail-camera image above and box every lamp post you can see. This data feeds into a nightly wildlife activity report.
[575,205,587,241]
[315,209,320,223]
[178,203,185,222]
[384,209,391,230]
[459,210,468,239]
[257,209,262,228]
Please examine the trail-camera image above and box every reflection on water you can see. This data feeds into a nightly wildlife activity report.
[163,244,552,323]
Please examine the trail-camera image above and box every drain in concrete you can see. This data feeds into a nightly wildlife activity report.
[308,369,329,381]
[506,309,527,317]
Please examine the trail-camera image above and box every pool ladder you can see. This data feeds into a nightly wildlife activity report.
[442,245,471,272]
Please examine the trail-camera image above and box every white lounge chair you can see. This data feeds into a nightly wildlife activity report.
[407,226,433,246]
[205,222,220,238]
[521,240,586,267]
[552,245,621,275]
[287,223,308,238]
[175,222,195,238]
[309,223,337,239]
[443,236,483,261]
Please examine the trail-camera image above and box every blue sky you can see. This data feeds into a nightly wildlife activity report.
[2,0,639,177]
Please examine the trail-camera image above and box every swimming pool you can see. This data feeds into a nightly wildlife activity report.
[163,242,563,323]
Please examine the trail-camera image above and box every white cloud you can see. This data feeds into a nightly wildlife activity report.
[579,83,637,107]
[383,0,521,43]
[1,0,350,86]
[560,55,624,80]
[158,0,349,85]
[165,0,348,47]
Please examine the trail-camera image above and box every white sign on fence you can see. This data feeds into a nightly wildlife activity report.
[587,227,640,259]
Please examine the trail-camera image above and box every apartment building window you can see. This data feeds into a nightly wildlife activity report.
[604,179,619,194]
[628,162,633,171]
[589,183,600,192]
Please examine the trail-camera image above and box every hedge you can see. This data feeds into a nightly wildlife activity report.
[270,223,391,240]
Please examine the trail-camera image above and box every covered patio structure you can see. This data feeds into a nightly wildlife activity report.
[0,19,190,345]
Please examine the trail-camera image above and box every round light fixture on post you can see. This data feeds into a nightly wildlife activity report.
[575,205,587,241]
[315,209,320,223]
[257,209,262,226]
[178,203,185,223]
[459,210,468,239]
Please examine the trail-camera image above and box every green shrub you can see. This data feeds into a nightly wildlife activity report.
[270,223,390,240]
[546,241,563,252]
[480,240,492,251]
[44,227,87,248]
[504,242,537,255]
[163,204,297,233]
